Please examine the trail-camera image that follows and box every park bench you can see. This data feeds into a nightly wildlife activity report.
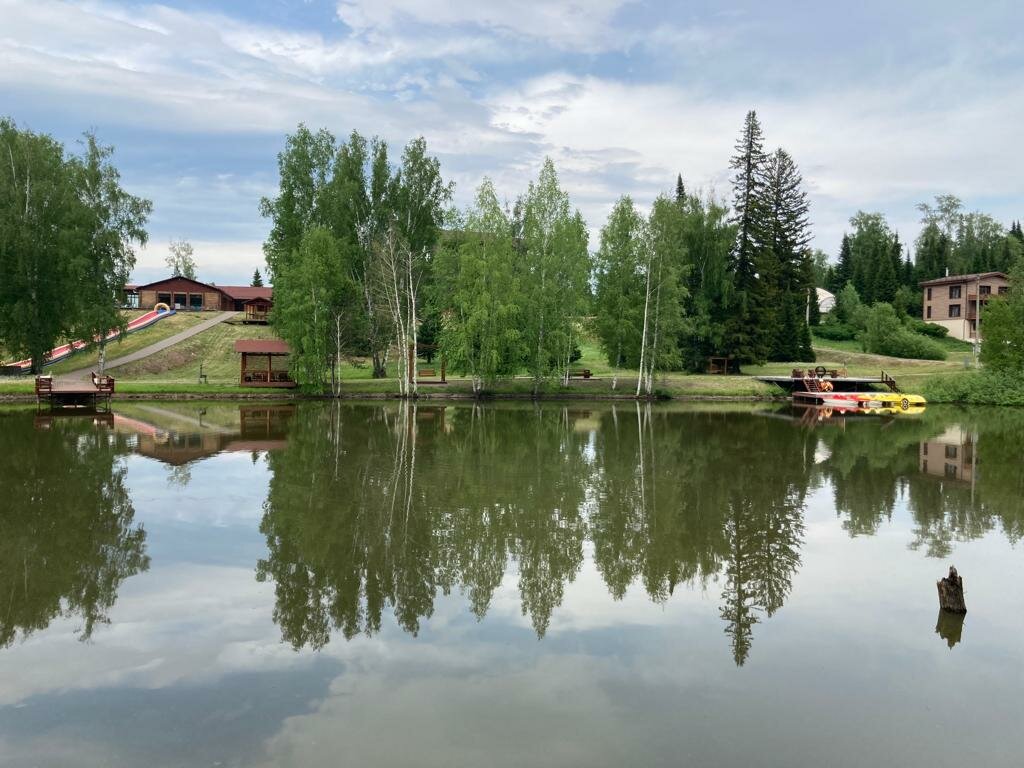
[91,372,115,393]
[567,369,592,379]
[35,376,53,396]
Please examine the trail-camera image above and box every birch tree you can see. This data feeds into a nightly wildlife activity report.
[593,196,646,389]
[435,179,523,394]
[518,158,590,394]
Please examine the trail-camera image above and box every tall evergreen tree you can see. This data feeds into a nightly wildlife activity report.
[674,173,686,205]
[829,234,853,293]
[725,110,771,364]
[763,148,813,361]
[251,269,264,287]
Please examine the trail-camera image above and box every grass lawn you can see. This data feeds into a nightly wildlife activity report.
[42,311,210,375]
[111,320,282,384]
[809,331,975,359]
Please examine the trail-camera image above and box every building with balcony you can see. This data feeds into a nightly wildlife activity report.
[919,271,1008,341]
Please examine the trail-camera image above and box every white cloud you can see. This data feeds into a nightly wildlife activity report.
[336,0,635,52]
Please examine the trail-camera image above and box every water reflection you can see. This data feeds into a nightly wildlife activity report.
[0,412,149,647]
[5,401,1024,667]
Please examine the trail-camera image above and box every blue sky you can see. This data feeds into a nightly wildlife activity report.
[1,0,1021,284]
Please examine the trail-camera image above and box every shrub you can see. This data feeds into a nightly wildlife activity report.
[923,370,1024,406]
[904,317,949,339]
[814,322,857,341]
[863,303,946,360]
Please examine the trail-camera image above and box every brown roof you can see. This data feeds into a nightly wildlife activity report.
[235,339,291,355]
[133,277,273,301]
[919,271,1007,287]
[220,286,274,301]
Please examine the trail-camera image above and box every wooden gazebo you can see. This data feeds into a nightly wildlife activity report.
[234,339,296,388]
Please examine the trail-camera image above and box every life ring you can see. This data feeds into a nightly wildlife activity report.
[814,365,827,377]
[154,302,170,312]
[820,380,833,392]
[901,398,910,411]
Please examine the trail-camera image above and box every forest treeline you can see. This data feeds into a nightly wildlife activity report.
[3,112,1022,382]
[261,111,1024,393]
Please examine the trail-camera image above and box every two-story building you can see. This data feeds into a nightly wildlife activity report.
[920,271,1009,341]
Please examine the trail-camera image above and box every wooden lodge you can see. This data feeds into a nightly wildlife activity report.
[124,277,273,322]
[234,339,296,388]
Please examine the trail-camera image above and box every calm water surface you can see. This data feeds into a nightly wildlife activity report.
[1,400,1022,767]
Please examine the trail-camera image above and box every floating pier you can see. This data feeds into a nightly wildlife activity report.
[35,373,115,410]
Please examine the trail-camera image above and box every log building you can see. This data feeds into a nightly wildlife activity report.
[123,277,274,322]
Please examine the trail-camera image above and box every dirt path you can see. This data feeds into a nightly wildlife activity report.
[64,312,237,381]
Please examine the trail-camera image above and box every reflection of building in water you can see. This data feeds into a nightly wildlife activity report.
[112,405,295,465]
[919,426,976,483]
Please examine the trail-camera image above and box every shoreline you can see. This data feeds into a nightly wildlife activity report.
[0,390,787,403]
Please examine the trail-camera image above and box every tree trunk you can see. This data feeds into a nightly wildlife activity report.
[937,566,967,614]
[98,339,107,375]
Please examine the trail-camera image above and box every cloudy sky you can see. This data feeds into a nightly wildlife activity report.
[1,0,1020,284]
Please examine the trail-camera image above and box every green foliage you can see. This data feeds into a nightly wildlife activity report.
[251,269,264,287]
[923,370,1024,405]
[272,228,360,392]
[593,196,646,369]
[980,263,1024,373]
[862,303,946,360]
[165,239,197,280]
[677,191,736,371]
[904,316,949,338]
[435,179,523,392]
[518,158,590,391]
[813,322,858,341]
[0,119,150,372]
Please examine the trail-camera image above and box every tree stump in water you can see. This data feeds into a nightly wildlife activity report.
[937,566,967,614]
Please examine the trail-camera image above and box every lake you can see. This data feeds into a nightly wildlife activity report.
[1,400,1022,767]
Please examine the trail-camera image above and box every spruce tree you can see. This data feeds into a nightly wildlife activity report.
[763,148,812,360]
[251,268,264,287]
[675,173,686,206]
[725,110,771,364]
[830,234,853,293]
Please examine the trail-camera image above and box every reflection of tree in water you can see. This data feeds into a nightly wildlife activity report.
[257,403,588,647]
[259,403,809,664]
[0,414,149,647]
[817,409,1024,557]
[257,402,1023,663]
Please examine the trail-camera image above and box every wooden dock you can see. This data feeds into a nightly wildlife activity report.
[35,373,115,410]
[755,368,901,394]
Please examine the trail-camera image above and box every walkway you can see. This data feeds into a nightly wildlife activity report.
[64,311,236,380]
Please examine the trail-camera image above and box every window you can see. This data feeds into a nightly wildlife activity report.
[949,304,961,317]
[922,444,928,456]
[157,292,171,306]
[945,463,959,478]
[999,286,1009,295]
[949,285,962,299]
[926,306,932,319]
[927,287,932,300]
[945,445,958,460]
[173,292,186,308]
[980,285,991,295]
[190,293,203,310]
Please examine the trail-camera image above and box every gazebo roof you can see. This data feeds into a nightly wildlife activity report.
[234,339,291,355]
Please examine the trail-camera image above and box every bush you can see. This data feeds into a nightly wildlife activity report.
[904,317,949,339]
[923,370,1024,405]
[814,322,858,341]
[863,303,946,360]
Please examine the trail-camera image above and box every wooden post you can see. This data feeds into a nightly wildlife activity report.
[937,565,967,614]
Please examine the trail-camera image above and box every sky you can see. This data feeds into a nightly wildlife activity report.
[1,0,1021,285]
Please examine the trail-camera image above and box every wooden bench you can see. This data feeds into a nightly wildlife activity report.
[91,372,115,393]
[418,368,436,378]
[568,369,592,379]
[35,376,53,396]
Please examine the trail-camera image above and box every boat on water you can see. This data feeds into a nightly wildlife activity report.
[792,390,927,413]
